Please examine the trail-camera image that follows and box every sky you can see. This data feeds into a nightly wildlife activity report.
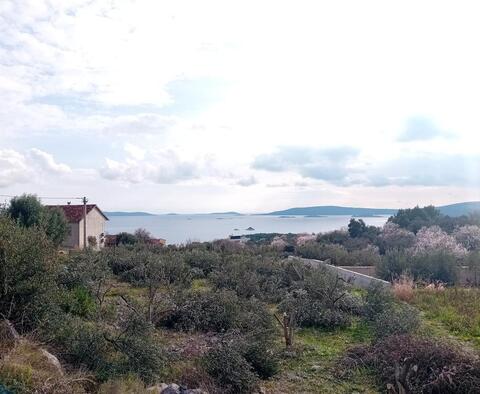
[1,0,480,213]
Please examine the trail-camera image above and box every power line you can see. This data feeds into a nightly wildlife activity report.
[0,194,83,200]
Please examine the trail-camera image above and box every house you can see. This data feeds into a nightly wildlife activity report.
[48,204,109,250]
[229,234,248,243]
[149,238,166,246]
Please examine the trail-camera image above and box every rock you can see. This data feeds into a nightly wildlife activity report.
[311,364,321,371]
[40,348,64,376]
[147,384,168,393]
[285,372,302,382]
[0,319,19,349]
[161,383,181,394]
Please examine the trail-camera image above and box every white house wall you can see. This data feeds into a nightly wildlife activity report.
[78,208,106,249]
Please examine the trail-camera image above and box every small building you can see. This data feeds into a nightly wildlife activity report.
[49,204,109,250]
[229,234,248,243]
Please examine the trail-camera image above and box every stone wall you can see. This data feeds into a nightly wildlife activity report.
[290,257,390,289]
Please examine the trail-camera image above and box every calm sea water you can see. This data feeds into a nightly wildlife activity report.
[106,214,389,245]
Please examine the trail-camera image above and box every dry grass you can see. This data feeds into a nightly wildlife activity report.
[97,375,149,394]
[392,275,415,302]
[0,339,93,394]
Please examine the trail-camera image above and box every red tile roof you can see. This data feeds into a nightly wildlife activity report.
[47,204,109,223]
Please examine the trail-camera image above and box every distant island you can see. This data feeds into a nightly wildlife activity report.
[264,206,397,216]
[105,211,156,217]
[209,212,243,215]
[106,202,480,219]
[437,201,480,217]
[263,202,480,218]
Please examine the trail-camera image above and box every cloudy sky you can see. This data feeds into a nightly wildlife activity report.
[1,0,479,213]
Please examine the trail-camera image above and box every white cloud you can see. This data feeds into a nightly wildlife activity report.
[0,149,31,187]
[0,148,70,187]
[29,148,71,174]
[124,143,145,160]
[100,150,198,184]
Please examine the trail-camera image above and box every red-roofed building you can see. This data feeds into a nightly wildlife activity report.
[47,204,109,249]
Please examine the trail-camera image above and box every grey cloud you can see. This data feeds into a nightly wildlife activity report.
[99,150,198,185]
[365,154,480,187]
[253,145,480,188]
[398,117,452,142]
[252,146,360,185]
[236,176,257,187]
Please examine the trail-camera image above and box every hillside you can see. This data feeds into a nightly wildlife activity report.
[437,201,480,217]
[264,205,397,216]
[265,202,480,217]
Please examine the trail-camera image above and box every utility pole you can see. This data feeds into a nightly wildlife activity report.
[82,196,88,249]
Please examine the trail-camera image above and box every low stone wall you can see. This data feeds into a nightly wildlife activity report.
[290,257,390,289]
[339,265,480,286]
[339,266,376,277]
[292,257,480,286]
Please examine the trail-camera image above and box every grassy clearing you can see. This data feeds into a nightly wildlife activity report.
[411,288,480,348]
[264,320,379,394]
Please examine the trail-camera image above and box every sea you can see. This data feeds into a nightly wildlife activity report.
[105,214,389,245]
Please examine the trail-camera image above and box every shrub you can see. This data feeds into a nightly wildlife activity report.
[372,304,420,339]
[376,249,411,280]
[242,341,279,379]
[296,242,349,265]
[42,311,163,383]
[346,245,381,266]
[183,249,221,276]
[278,266,363,329]
[279,290,352,329]
[160,290,240,332]
[363,283,394,321]
[343,335,480,393]
[317,230,350,245]
[160,289,274,338]
[392,275,415,302]
[410,251,459,283]
[0,217,61,331]
[202,343,259,394]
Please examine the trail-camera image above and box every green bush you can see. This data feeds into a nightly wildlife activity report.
[242,341,279,379]
[363,283,394,321]
[202,344,259,394]
[372,304,420,339]
[161,290,240,332]
[279,290,352,329]
[296,242,349,264]
[411,251,459,283]
[60,286,97,318]
[183,249,221,276]
[0,217,61,331]
[160,290,274,337]
[376,249,410,280]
